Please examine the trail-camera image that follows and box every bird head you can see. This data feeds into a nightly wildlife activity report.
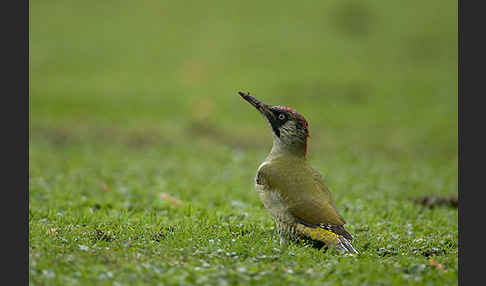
[238,91,310,157]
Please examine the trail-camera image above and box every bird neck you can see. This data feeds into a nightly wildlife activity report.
[269,135,308,159]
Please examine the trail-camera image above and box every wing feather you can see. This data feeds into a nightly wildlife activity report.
[257,161,347,228]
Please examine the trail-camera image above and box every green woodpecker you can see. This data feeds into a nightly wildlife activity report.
[238,91,358,254]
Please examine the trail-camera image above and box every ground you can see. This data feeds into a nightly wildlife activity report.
[30,0,457,285]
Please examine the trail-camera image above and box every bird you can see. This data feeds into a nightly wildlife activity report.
[238,91,358,254]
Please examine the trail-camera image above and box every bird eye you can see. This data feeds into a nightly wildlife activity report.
[278,114,286,120]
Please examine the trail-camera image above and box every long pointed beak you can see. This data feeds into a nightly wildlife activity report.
[238,91,274,120]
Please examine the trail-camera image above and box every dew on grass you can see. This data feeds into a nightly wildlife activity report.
[226,251,237,257]
[98,271,114,280]
[231,200,246,208]
[42,270,55,279]
[237,267,247,273]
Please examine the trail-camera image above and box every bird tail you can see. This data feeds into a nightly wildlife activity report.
[297,224,359,254]
[336,236,359,254]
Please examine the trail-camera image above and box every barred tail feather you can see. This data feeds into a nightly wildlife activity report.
[337,236,359,254]
[296,223,359,254]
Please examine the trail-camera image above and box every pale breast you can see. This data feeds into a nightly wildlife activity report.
[255,165,295,224]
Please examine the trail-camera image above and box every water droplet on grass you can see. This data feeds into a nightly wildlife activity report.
[42,270,55,278]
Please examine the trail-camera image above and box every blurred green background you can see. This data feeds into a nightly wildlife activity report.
[30,0,457,159]
[29,0,457,284]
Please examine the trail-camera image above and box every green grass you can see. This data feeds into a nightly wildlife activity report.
[30,0,457,285]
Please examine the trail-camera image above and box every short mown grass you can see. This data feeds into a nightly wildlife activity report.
[30,0,457,285]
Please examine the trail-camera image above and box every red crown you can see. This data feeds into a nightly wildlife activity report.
[274,106,309,132]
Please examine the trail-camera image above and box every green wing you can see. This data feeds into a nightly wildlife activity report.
[257,161,346,227]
